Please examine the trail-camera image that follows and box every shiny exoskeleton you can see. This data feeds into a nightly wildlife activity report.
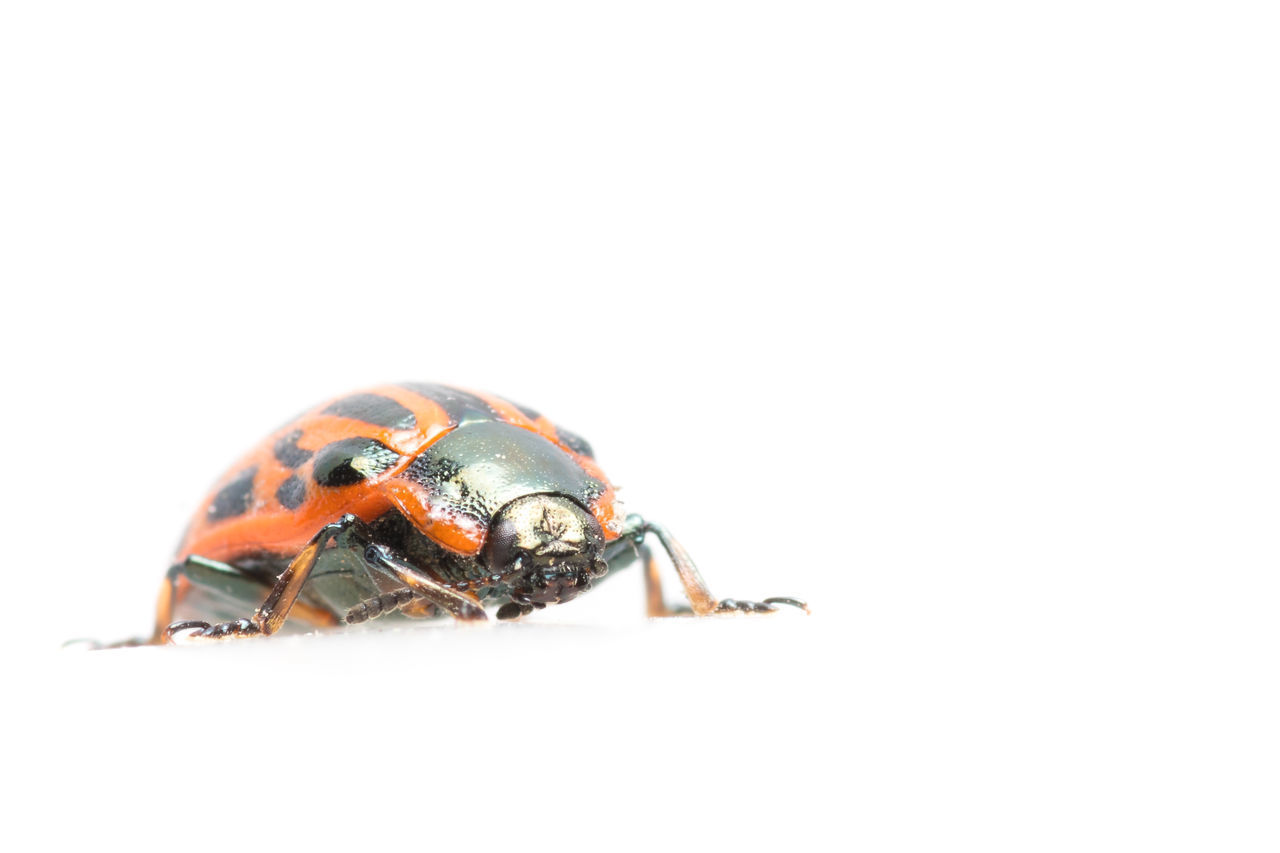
[134,383,804,644]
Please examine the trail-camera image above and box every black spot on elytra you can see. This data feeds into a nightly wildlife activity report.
[555,427,594,458]
[322,394,417,430]
[275,475,307,510]
[312,438,403,487]
[273,429,312,468]
[207,467,257,521]
[400,383,499,427]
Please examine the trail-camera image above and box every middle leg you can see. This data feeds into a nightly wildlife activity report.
[619,514,809,616]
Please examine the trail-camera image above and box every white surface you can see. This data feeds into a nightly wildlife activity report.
[2,2,1278,850]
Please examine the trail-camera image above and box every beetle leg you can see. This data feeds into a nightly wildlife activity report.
[165,617,261,642]
[147,555,338,645]
[252,516,376,635]
[623,514,809,616]
[397,596,443,619]
[360,543,487,622]
[343,588,444,623]
[640,543,690,618]
[344,588,418,625]
[163,515,368,642]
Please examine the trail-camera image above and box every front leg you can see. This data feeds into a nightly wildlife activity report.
[360,543,487,622]
[624,515,809,617]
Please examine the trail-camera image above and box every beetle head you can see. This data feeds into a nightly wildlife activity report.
[485,494,607,607]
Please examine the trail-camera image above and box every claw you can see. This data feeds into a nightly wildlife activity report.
[164,620,212,643]
[763,596,810,614]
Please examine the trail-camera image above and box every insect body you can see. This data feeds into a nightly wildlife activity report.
[144,383,803,644]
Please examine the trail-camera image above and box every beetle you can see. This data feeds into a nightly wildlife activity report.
[133,383,804,644]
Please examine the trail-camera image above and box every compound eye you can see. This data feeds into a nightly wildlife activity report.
[484,515,523,572]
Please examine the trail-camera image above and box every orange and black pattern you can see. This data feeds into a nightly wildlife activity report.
[178,383,621,564]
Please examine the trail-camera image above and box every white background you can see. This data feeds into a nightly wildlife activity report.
[1,2,1277,850]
